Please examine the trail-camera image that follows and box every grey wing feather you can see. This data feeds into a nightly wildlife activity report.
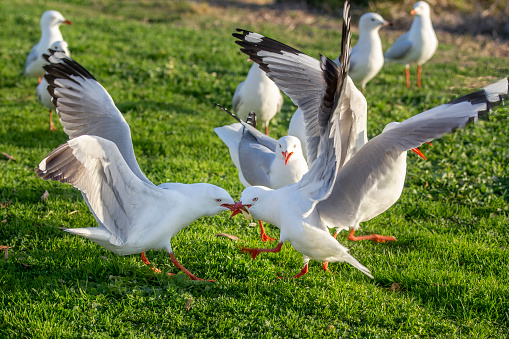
[36,135,164,246]
[42,50,153,186]
[24,44,39,73]
[384,33,413,61]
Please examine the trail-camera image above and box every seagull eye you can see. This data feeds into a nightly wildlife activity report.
[371,18,375,21]
[252,198,258,202]
[293,144,297,148]
[278,144,282,148]
[215,199,222,203]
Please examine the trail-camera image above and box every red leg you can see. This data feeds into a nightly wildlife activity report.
[241,242,283,260]
[169,253,213,282]
[322,262,329,271]
[264,124,269,135]
[332,231,339,239]
[49,110,57,131]
[348,228,397,243]
[259,220,275,242]
[293,262,309,278]
[417,65,422,87]
[405,66,410,88]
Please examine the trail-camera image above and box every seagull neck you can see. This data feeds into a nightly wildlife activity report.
[411,15,434,33]
[41,26,63,45]
[356,29,382,51]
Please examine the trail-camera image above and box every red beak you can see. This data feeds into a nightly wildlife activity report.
[411,148,427,160]
[229,201,251,218]
[63,20,73,25]
[282,150,293,166]
[410,9,416,15]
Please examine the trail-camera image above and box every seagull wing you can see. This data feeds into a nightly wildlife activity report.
[36,135,168,246]
[384,32,413,61]
[42,50,152,186]
[318,77,509,221]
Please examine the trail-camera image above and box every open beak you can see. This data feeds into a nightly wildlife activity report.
[411,147,427,160]
[229,201,252,219]
[221,202,238,211]
[63,20,73,25]
[282,150,293,166]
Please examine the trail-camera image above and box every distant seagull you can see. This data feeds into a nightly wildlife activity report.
[36,41,70,130]
[24,10,72,80]
[335,12,390,93]
[37,50,237,281]
[214,105,308,241]
[232,62,283,135]
[384,1,438,88]
[232,3,508,278]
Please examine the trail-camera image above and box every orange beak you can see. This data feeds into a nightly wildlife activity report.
[410,9,416,15]
[411,148,427,160]
[282,150,293,166]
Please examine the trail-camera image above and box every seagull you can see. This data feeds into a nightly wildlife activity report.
[24,10,72,80]
[335,12,390,93]
[36,41,70,131]
[232,62,284,135]
[384,1,438,88]
[36,50,237,281]
[214,104,308,241]
[232,1,508,278]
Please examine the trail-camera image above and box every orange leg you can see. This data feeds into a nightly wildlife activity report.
[332,231,339,239]
[405,66,410,88]
[417,65,422,87]
[241,242,283,260]
[264,124,269,136]
[259,220,275,242]
[348,228,397,243]
[322,262,329,271]
[169,252,213,282]
[49,110,57,131]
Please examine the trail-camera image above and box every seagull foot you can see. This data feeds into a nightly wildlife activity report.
[241,242,283,261]
[278,262,309,279]
[259,220,276,242]
[322,262,329,271]
[348,229,397,243]
[169,253,213,282]
[140,252,163,274]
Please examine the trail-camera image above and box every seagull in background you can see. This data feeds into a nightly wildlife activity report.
[384,1,438,88]
[36,41,70,130]
[336,12,391,93]
[214,104,308,241]
[24,10,72,81]
[37,50,237,281]
[232,62,283,135]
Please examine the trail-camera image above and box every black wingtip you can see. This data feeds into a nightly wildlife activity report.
[214,102,242,123]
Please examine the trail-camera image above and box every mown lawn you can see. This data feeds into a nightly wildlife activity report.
[0,0,508,337]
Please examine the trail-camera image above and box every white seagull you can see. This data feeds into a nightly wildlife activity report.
[335,12,390,93]
[232,2,508,277]
[384,1,438,88]
[36,51,237,281]
[214,105,308,241]
[36,41,70,131]
[24,10,72,80]
[232,62,284,135]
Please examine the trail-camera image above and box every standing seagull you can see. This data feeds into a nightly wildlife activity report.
[36,41,70,130]
[24,10,72,80]
[36,50,237,281]
[232,7,508,277]
[214,106,308,241]
[232,62,284,135]
[384,1,438,88]
[335,12,390,93]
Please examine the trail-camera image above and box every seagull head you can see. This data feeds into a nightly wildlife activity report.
[276,136,304,166]
[411,1,431,16]
[193,183,236,216]
[359,13,391,32]
[230,186,273,220]
[41,10,72,28]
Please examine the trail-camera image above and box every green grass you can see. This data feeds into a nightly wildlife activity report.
[1,0,508,337]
